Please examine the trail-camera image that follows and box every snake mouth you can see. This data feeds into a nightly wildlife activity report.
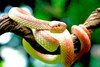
[49,21,67,33]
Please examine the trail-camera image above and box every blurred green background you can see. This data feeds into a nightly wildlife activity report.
[0,0,100,67]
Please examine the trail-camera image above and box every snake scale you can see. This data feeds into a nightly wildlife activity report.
[8,7,91,67]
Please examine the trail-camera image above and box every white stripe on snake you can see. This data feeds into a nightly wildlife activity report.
[8,7,91,67]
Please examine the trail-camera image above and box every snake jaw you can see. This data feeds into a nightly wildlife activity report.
[49,21,67,33]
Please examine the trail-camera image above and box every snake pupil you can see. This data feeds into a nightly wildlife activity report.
[58,23,61,27]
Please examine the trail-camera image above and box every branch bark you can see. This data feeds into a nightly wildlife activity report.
[0,8,100,54]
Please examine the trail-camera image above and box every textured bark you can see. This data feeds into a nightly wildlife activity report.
[0,8,100,54]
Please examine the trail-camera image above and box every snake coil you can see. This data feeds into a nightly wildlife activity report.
[8,7,91,67]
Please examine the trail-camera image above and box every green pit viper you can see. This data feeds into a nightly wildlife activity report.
[8,7,91,67]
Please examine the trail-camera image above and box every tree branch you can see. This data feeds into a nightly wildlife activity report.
[0,8,100,54]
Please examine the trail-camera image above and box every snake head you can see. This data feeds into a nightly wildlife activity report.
[49,21,67,33]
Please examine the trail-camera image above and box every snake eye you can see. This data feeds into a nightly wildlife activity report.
[57,23,61,27]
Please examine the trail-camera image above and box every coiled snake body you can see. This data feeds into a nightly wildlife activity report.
[8,7,91,67]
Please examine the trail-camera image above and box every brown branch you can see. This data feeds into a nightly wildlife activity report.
[0,8,100,54]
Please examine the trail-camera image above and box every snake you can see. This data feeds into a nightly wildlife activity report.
[8,7,91,67]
